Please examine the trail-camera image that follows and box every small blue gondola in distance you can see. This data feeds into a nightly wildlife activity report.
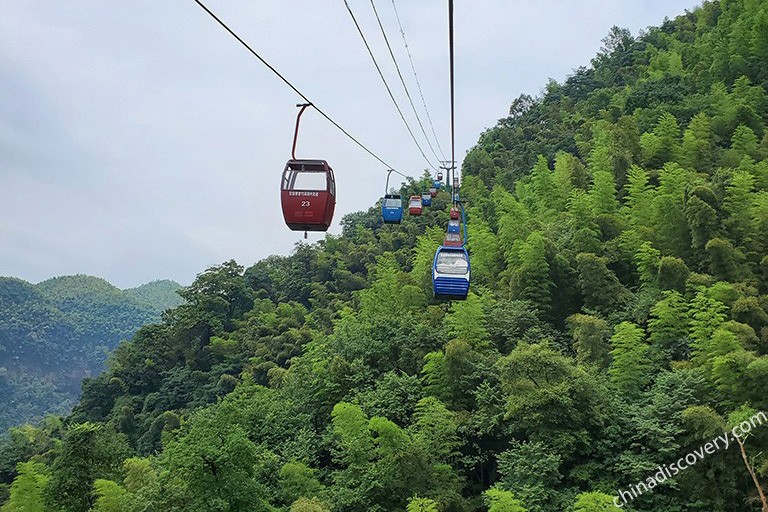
[381,194,403,224]
[422,193,432,207]
[432,245,470,300]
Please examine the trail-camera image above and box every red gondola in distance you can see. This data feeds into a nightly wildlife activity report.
[444,231,463,247]
[409,195,423,215]
[281,104,336,233]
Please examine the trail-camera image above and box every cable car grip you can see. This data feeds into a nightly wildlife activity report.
[385,169,395,194]
[291,103,313,160]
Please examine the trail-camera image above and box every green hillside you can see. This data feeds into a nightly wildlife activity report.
[4,0,768,510]
[0,275,182,434]
[124,280,184,313]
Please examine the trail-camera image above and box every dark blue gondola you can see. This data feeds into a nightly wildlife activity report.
[381,194,403,224]
[447,218,461,234]
[433,179,442,189]
[381,170,403,224]
[432,245,470,299]
[422,193,432,207]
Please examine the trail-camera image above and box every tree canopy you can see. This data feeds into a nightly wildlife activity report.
[4,1,768,510]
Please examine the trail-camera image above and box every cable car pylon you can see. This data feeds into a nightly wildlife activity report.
[439,161,454,188]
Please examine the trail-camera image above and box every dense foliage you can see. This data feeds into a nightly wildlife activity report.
[124,280,185,313]
[0,276,182,432]
[4,0,768,510]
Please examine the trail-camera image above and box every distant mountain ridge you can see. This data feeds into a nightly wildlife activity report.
[0,274,183,431]
[125,279,186,312]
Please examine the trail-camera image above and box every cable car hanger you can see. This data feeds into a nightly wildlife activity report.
[292,102,312,160]
[385,168,393,192]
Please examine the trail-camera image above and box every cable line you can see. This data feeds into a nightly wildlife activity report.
[190,0,410,179]
[448,0,457,201]
[390,0,447,161]
[369,0,441,163]
[342,0,437,172]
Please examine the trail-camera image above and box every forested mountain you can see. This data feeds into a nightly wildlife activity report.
[4,0,768,510]
[124,281,185,313]
[0,276,182,433]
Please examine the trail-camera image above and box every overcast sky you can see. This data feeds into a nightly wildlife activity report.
[0,0,703,288]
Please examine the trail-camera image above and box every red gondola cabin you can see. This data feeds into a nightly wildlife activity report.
[450,206,460,220]
[444,232,463,247]
[409,195,423,215]
[281,159,336,231]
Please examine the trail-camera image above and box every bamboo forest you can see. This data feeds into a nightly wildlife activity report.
[4,0,768,511]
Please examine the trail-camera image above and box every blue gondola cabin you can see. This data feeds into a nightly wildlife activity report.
[432,246,470,299]
[381,194,403,224]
